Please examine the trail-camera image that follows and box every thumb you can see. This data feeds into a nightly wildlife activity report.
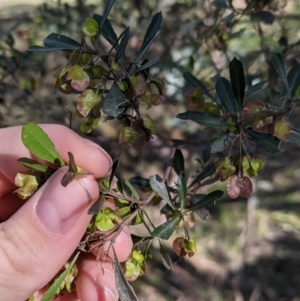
[0,167,99,301]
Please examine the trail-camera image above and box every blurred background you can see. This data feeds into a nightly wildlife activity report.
[1,0,300,300]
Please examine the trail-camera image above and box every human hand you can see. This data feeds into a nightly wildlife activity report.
[0,124,133,301]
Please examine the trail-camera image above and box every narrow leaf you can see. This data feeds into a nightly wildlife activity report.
[159,242,173,270]
[188,190,223,210]
[101,0,115,28]
[135,56,160,73]
[173,149,185,177]
[245,80,267,96]
[189,163,216,187]
[88,194,105,214]
[183,71,213,100]
[113,247,138,301]
[211,133,236,153]
[42,33,82,50]
[109,160,120,187]
[93,14,118,49]
[152,216,180,240]
[102,83,127,117]
[61,152,78,187]
[247,130,281,153]
[149,175,175,209]
[124,179,140,200]
[22,123,65,166]
[129,176,150,187]
[17,158,50,173]
[271,53,289,93]
[134,12,162,64]
[284,64,300,99]
[177,174,187,209]
[176,111,227,127]
[216,77,238,121]
[40,252,80,301]
[229,57,245,111]
[115,27,130,62]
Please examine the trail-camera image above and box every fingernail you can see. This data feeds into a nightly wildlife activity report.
[84,140,113,168]
[36,168,98,235]
[95,268,117,300]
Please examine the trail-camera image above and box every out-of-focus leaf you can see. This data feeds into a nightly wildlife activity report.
[149,176,175,209]
[102,83,127,117]
[173,149,185,177]
[177,174,187,209]
[93,14,118,49]
[101,0,115,28]
[271,53,289,93]
[40,252,80,301]
[113,247,138,301]
[134,12,162,64]
[211,133,236,153]
[283,64,300,101]
[31,33,82,51]
[252,11,275,25]
[159,242,173,270]
[88,194,105,215]
[216,77,238,121]
[212,0,228,8]
[152,216,180,240]
[176,111,227,127]
[22,123,65,166]
[245,81,267,97]
[188,190,223,210]
[135,57,160,73]
[129,176,150,187]
[247,130,281,153]
[202,145,211,163]
[189,163,216,187]
[183,71,213,100]
[116,27,130,62]
[124,179,140,200]
[229,57,245,111]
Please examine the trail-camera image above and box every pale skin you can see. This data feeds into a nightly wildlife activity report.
[0,124,133,301]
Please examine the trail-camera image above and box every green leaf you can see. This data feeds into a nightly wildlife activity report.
[113,247,138,301]
[177,174,187,209]
[17,158,51,173]
[149,175,175,209]
[28,33,82,51]
[93,14,119,50]
[229,57,245,111]
[40,252,80,301]
[189,163,216,187]
[101,0,115,28]
[216,77,238,121]
[124,179,140,200]
[135,57,160,73]
[188,190,223,210]
[183,71,213,100]
[245,81,267,97]
[173,149,185,178]
[247,130,281,153]
[134,12,162,65]
[152,216,180,240]
[22,123,65,166]
[102,83,127,117]
[176,111,227,127]
[211,133,236,153]
[116,27,130,62]
[271,53,289,93]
